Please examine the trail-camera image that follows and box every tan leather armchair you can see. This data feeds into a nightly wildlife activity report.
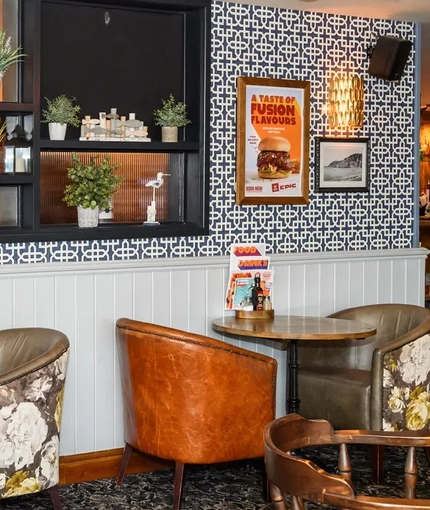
[116,318,277,510]
[297,303,430,482]
[0,327,69,509]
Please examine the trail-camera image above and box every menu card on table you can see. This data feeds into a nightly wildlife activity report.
[225,243,274,310]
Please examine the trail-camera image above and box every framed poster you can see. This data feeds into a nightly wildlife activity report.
[235,76,310,205]
[315,137,370,192]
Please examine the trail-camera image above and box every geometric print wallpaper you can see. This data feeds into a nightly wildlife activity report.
[0,1,417,264]
[209,2,417,253]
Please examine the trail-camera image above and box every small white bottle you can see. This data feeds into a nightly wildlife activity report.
[243,296,253,311]
[263,296,272,311]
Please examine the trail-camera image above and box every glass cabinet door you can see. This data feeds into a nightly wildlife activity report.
[0,0,21,103]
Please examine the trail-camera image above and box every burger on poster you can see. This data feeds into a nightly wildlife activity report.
[256,136,297,179]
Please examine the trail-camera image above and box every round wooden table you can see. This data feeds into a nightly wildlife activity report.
[211,315,377,414]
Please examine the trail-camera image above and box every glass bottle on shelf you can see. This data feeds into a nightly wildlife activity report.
[4,125,32,173]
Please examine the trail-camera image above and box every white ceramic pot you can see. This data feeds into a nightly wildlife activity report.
[49,122,67,140]
[77,205,99,228]
[161,126,178,142]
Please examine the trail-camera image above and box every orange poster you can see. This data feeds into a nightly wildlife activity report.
[236,77,310,205]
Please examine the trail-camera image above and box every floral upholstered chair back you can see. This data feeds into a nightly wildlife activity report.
[332,304,430,433]
[0,328,69,502]
[382,329,430,432]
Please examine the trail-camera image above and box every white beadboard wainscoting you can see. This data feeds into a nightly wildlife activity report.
[0,247,426,456]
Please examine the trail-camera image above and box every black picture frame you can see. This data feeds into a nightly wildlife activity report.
[315,137,370,192]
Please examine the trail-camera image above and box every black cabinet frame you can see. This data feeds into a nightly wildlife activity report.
[0,0,210,242]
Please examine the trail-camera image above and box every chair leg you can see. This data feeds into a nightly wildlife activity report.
[291,495,305,510]
[257,458,270,503]
[262,468,271,503]
[405,446,418,499]
[173,461,185,510]
[116,442,133,485]
[371,444,384,484]
[269,483,287,510]
[425,447,430,465]
[48,486,63,510]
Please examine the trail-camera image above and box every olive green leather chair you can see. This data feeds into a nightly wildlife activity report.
[297,303,430,482]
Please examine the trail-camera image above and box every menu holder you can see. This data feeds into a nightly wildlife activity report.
[235,310,274,320]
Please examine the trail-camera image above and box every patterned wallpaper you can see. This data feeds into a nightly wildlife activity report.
[0,1,417,264]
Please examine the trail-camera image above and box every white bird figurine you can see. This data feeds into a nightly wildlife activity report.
[145,172,170,202]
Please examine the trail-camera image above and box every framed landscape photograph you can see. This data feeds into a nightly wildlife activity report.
[235,76,310,205]
[315,137,370,192]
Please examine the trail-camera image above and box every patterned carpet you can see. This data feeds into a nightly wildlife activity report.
[0,445,429,509]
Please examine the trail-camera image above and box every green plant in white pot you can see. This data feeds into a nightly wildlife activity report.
[42,95,81,140]
[153,94,191,142]
[0,29,26,79]
[63,152,124,228]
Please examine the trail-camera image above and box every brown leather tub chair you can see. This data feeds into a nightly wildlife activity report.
[0,327,70,510]
[116,318,277,510]
[297,303,430,482]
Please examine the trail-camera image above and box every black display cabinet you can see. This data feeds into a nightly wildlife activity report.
[0,0,210,242]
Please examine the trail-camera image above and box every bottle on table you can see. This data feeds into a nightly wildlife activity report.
[252,273,264,310]
[243,296,253,311]
[263,296,272,311]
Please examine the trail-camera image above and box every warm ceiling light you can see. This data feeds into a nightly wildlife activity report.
[298,0,319,2]
[327,74,364,129]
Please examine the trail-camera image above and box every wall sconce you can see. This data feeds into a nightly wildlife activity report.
[327,74,364,129]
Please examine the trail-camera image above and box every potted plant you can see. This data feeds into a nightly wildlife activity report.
[42,95,81,140]
[153,93,191,142]
[0,28,26,80]
[63,152,124,228]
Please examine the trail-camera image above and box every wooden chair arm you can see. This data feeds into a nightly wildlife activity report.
[334,429,430,447]
[324,494,430,510]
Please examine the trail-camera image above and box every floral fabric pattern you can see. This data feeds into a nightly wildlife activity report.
[382,334,430,431]
[0,350,68,499]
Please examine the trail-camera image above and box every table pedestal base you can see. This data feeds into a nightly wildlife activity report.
[287,339,300,414]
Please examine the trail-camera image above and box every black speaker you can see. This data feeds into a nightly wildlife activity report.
[368,35,412,81]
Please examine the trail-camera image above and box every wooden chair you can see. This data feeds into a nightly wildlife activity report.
[264,414,430,510]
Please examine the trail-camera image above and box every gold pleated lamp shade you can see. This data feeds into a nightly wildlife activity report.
[327,74,364,129]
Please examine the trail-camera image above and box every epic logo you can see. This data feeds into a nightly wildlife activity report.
[272,182,297,192]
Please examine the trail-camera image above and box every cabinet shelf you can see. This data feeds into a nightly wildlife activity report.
[0,222,207,243]
[0,174,34,184]
[0,102,35,113]
[39,140,201,152]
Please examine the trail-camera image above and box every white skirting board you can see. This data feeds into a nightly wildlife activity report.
[0,248,426,456]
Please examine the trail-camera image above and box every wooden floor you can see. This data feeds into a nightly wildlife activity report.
[59,447,173,485]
